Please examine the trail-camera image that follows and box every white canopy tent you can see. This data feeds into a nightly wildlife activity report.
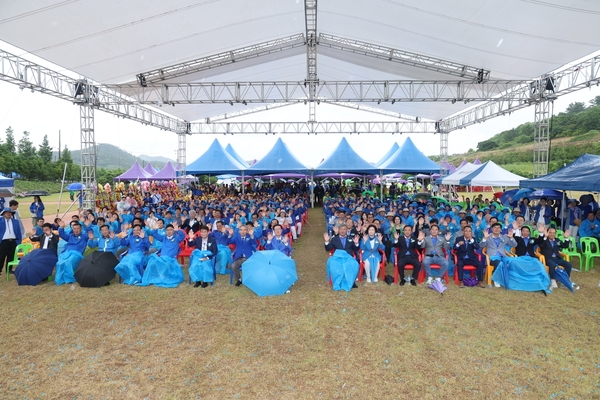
[439,162,480,185]
[458,161,526,187]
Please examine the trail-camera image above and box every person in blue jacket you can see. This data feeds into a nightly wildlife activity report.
[264,224,293,257]
[115,224,150,285]
[29,196,45,227]
[140,223,186,288]
[87,225,119,255]
[578,211,600,240]
[55,220,89,285]
[227,222,258,287]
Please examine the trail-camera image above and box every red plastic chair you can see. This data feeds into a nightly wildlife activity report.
[451,249,479,285]
[418,249,450,284]
[393,248,416,284]
[177,230,199,265]
[358,248,386,282]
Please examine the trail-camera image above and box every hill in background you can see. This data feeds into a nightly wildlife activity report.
[53,143,175,170]
[432,96,600,177]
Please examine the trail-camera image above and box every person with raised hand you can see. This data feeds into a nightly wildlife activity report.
[359,225,385,283]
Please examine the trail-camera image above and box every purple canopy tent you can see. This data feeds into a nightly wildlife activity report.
[473,158,482,165]
[150,161,178,180]
[144,163,158,175]
[458,160,468,168]
[114,162,153,181]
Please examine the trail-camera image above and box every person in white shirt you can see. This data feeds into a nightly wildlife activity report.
[30,223,60,255]
[0,207,22,274]
[9,200,26,240]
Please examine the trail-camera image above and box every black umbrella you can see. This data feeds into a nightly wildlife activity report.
[75,251,118,288]
[24,190,51,196]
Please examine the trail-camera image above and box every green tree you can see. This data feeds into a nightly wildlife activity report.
[38,134,53,164]
[566,102,586,114]
[3,127,16,155]
[17,131,37,158]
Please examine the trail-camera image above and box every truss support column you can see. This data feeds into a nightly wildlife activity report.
[177,123,189,180]
[79,102,96,210]
[532,99,553,177]
[439,129,449,176]
[305,0,318,122]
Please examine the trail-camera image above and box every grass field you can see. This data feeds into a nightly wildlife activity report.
[1,207,600,399]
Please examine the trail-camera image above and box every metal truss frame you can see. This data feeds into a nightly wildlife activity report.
[188,121,435,134]
[135,34,306,85]
[0,49,185,132]
[532,99,553,177]
[79,100,96,209]
[441,54,600,131]
[318,33,490,82]
[305,0,318,122]
[330,101,429,121]
[106,79,527,104]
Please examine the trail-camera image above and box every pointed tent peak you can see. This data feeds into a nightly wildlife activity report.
[473,158,482,165]
[143,163,158,175]
[314,137,377,174]
[248,138,309,174]
[186,139,246,175]
[458,160,526,186]
[379,138,439,174]
[375,142,400,167]
[151,161,178,180]
[225,143,249,167]
[114,161,153,181]
[458,159,468,168]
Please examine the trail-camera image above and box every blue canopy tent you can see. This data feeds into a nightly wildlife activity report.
[0,175,15,198]
[375,142,400,167]
[312,138,378,175]
[247,138,310,175]
[520,154,600,192]
[378,137,439,174]
[225,144,250,168]
[187,139,247,189]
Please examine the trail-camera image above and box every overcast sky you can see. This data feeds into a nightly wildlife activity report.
[1,41,600,168]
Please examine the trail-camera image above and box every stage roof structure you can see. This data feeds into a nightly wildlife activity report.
[2,0,600,204]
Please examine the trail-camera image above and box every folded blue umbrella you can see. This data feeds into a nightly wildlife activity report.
[554,267,574,293]
[14,249,57,286]
[243,250,297,297]
[326,250,359,292]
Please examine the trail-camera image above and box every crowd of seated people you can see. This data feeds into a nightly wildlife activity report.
[323,192,587,291]
[22,187,308,288]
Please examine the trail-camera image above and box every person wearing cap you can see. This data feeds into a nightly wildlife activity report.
[399,208,414,227]
[0,208,22,275]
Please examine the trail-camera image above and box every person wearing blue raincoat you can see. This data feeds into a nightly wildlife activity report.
[86,225,119,255]
[210,220,233,274]
[115,225,150,285]
[188,225,218,288]
[359,225,385,283]
[139,223,185,288]
[264,224,293,257]
[55,221,89,285]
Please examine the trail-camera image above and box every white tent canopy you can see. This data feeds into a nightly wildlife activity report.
[1,1,600,123]
[458,161,526,187]
[439,163,479,185]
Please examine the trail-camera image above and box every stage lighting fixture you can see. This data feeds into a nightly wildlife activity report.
[451,99,456,104]
[229,101,233,106]
[242,100,247,105]
[377,100,381,105]
[391,99,396,104]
